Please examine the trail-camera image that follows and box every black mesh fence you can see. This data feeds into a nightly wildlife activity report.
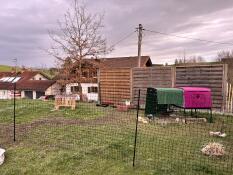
[0,86,232,175]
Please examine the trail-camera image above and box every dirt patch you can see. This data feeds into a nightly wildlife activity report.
[0,114,134,145]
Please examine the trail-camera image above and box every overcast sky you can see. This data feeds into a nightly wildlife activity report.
[1,0,233,67]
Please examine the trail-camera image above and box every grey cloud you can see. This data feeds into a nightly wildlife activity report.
[1,0,233,66]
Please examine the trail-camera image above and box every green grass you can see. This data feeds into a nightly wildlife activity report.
[0,65,21,72]
[0,100,232,175]
[0,99,104,124]
[0,65,13,72]
[0,65,56,79]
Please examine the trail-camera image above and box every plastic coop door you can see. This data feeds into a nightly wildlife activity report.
[181,87,212,109]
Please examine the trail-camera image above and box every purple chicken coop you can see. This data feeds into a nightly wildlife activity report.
[179,87,212,109]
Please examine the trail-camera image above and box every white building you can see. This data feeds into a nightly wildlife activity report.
[0,71,61,100]
[66,83,98,102]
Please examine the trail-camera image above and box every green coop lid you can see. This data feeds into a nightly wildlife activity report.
[156,88,183,106]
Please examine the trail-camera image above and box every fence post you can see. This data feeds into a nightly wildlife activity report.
[209,108,213,123]
[13,82,16,142]
[133,89,140,167]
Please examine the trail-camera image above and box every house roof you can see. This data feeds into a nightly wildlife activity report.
[0,82,14,90]
[86,56,152,68]
[16,80,56,91]
[0,71,55,91]
[19,71,51,81]
[0,72,16,78]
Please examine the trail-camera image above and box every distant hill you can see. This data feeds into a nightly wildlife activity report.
[0,65,14,72]
[0,64,58,79]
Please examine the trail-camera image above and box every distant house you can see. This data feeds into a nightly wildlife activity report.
[62,56,152,103]
[54,59,99,101]
[0,71,60,99]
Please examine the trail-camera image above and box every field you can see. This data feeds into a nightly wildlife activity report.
[0,99,232,175]
[0,65,13,72]
[0,65,56,78]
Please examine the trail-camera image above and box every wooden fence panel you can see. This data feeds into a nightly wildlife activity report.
[225,82,233,113]
[132,67,173,105]
[175,64,226,110]
[99,68,131,105]
[98,64,228,111]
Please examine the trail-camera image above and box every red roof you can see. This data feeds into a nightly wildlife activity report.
[0,71,55,91]
[0,72,16,78]
[0,82,14,90]
[16,80,56,91]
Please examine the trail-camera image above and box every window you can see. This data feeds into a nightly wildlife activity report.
[82,71,89,78]
[88,86,98,93]
[71,86,80,93]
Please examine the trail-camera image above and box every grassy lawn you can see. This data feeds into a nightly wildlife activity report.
[0,100,232,175]
[0,99,105,124]
[0,65,13,72]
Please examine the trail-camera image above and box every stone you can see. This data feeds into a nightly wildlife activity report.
[0,148,5,166]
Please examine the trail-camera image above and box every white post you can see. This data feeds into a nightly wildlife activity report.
[33,91,37,99]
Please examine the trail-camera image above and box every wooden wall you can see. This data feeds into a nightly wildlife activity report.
[225,82,233,113]
[132,66,173,105]
[175,64,227,110]
[99,68,132,105]
[98,64,228,111]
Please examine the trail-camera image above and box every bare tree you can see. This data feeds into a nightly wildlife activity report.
[196,56,205,63]
[188,55,205,63]
[174,55,205,65]
[48,0,110,100]
[216,50,233,62]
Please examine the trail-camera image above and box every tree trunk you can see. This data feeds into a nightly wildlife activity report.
[78,82,83,101]
[78,58,83,101]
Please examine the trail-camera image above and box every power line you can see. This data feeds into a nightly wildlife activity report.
[145,29,233,46]
[110,30,136,48]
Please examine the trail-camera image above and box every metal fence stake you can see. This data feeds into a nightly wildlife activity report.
[209,108,213,123]
[13,83,16,142]
[133,89,140,167]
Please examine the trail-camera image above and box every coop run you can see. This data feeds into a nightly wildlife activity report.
[145,87,213,122]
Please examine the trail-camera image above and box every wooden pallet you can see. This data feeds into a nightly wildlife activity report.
[55,97,76,110]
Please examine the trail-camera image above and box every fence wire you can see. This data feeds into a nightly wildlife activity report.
[0,88,232,175]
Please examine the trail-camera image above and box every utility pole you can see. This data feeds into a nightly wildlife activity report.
[13,58,17,74]
[137,24,143,67]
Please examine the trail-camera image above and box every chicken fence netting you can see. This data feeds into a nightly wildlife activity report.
[0,88,232,175]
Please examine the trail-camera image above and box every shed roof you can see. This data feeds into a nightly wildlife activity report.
[86,56,152,68]
[101,56,152,68]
